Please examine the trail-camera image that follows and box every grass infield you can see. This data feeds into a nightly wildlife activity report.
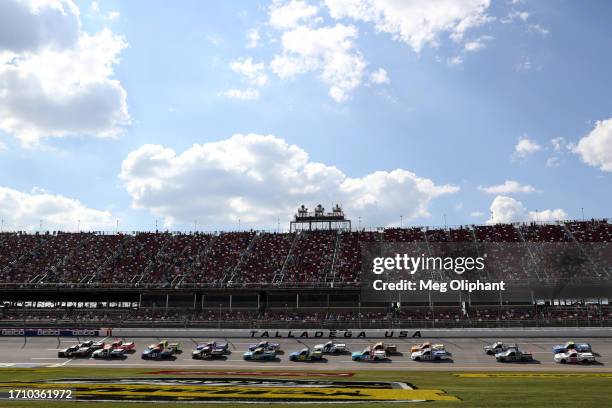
[0,367,610,407]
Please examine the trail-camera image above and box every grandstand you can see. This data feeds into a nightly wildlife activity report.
[0,206,611,329]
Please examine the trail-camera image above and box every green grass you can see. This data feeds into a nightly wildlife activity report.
[0,368,610,407]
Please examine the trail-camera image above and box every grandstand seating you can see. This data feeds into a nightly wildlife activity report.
[0,219,610,287]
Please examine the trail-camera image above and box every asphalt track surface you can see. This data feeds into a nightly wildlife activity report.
[2,335,612,372]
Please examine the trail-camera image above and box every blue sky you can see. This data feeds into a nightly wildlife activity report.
[0,0,610,232]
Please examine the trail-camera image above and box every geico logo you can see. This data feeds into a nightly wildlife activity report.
[71,330,97,336]
[1,329,24,335]
[36,329,60,335]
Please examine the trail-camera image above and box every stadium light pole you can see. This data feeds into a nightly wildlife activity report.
[358,216,361,230]
[400,215,403,227]
[443,213,447,229]
[77,219,80,232]
[581,207,585,221]
[238,218,241,231]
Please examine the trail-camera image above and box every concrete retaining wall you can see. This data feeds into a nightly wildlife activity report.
[109,327,612,339]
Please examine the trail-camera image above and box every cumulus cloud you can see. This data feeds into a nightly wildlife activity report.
[120,134,459,228]
[573,119,612,172]
[221,88,260,100]
[478,180,537,194]
[324,0,493,52]
[369,68,390,84]
[487,195,567,224]
[514,136,541,157]
[0,186,114,231]
[229,57,268,86]
[269,0,320,29]
[0,0,129,146]
[270,24,366,102]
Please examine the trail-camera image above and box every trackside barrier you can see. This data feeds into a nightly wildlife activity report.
[0,328,101,336]
[109,327,612,339]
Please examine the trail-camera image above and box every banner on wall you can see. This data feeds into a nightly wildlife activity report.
[0,328,101,336]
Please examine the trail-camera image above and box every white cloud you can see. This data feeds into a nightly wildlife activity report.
[246,28,260,48]
[0,0,129,146]
[107,11,120,21]
[269,0,320,29]
[270,24,366,102]
[229,57,268,86]
[551,136,565,152]
[573,119,612,172]
[501,10,529,24]
[463,35,493,52]
[515,136,541,157]
[447,55,464,66]
[529,208,568,222]
[221,88,260,100]
[528,23,549,36]
[546,157,560,168]
[0,185,114,231]
[478,180,537,194]
[369,68,390,84]
[324,0,493,52]
[487,195,567,224]
[120,134,459,228]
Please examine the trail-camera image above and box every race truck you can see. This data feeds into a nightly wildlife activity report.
[351,347,388,362]
[411,348,452,361]
[248,341,281,352]
[91,340,106,350]
[57,344,80,358]
[141,345,176,360]
[289,348,323,362]
[372,341,398,355]
[73,345,95,357]
[92,347,127,359]
[109,339,136,351]
[411,342,445,353]
[552,341,592,354]
[148,340,181,353]
[484,342,518,355]
[314,341,349,354]
[58,341,95,358]
[554,350,596,364]
[192,343,227,359]
[243,347,276,361]
[495,349,533,362]
[195,341,229,354]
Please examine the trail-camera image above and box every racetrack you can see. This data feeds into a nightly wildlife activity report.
[2,334,612,372]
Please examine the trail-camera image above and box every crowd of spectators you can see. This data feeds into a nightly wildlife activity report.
[0,219,610,286]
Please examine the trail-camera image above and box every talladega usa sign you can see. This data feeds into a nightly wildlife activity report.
[0,328,101,337]
[250,330,422,339]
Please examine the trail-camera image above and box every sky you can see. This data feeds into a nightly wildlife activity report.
[0,0,610,232]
